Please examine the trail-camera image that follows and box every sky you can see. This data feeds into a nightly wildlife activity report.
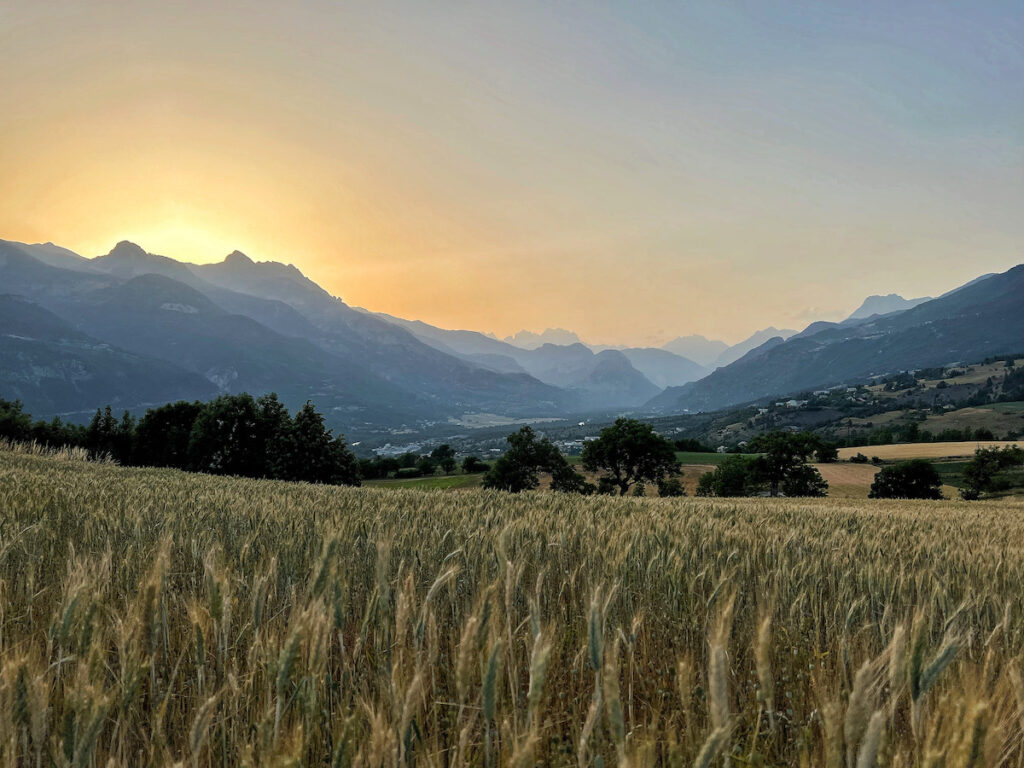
[1,1,1022,346]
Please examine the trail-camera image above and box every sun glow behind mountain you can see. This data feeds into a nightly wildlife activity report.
[2,1,1022,346]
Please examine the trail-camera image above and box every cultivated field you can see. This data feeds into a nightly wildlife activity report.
[3,447,1024,765]
[838,440,1021,461]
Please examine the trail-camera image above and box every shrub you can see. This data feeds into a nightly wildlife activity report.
[869,460,944,500]
[657,477,686,497]
[781,464,828,497]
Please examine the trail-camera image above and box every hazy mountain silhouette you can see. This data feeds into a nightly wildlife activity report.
[845,293,931,321]
[660,335,729,367]
[505,328,583,349]
[0,240,574,427]
[711,327,798,368]
[647,265,1024,413]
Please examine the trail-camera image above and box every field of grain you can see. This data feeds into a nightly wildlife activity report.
[838,440,1021,461]
[814,462,881,498]
[3,446,1024,766]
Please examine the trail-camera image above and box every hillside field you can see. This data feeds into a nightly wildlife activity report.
[838,440,1021,461]
[3,447,1024,765]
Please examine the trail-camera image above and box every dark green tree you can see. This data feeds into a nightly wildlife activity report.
[580,418,680,496]
[695,455,761,497]
[256,393,294,479]
[188,394,263,477]
[657,477,686,497]
[868,460,944,500]
[431,444,457,474]
[0,399,32,442]
[961,446,1024,500]
[781,463,828,497]
[748,431,823,497]
[85,406,119,460]
[483,426,586,493]
[550,461,595,494]
[416,455,438,476]
[461,455,489,474]
[135,401,204,468]
[113,410,136,463]
[287,401,360,485]
[815,442,839,463]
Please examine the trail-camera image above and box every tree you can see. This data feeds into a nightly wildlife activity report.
[781,464,828,497]
[416,456,438,476]
[461,456,489,474]
[0,399,32,442]
[256,393,294,479]
[188,394,263,477]
[431,444,457,474]
[483,426,586,493]
[85,406,120,460]
[815,442,839,463]
[657,477,686,497]
[580,418,680,496]
[550,461,595,494]
[135,401,204,468]
[868,460,944,500]
[695,455,761,497]
[113,410,136,463]
[961,446,1024,500]
[748,431,822,497]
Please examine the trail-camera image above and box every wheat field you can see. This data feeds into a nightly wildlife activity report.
[837,441,1021,461]
[2,446,1024,767]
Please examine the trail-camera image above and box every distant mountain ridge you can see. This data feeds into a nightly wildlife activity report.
[660,335,729,367]
[0,239,577,429]
[3,236,1016,431]
[647,265,1024,414]
[505,328,582,348]
[845,293,931,321]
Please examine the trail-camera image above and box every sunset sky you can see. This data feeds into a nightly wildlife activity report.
[2,1,1022,345]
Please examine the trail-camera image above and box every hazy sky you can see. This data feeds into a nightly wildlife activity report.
[2,1,1022,345]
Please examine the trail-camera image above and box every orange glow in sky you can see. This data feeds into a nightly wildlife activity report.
[2,1,1021,345]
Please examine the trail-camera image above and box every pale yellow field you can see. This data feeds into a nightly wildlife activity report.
[4,446,1024,765]
[814,462,961,499]
[838,440,1020,461]
[815,462,880,498]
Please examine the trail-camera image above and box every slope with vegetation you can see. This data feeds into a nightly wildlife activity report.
[649,266,1024,414]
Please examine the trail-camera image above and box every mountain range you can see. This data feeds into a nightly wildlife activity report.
[2,236,1019,432]
[0,238,706,428]
[647,267,1024,414]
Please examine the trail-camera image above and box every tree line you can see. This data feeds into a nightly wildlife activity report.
[479,421,840,498]
[0,394,360,485]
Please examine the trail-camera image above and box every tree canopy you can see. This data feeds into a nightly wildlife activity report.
[482,426,590,493]
[868,460,944,500]
[581,418,680,496]
[0,394,360,487]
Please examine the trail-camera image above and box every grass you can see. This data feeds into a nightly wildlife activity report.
[989,400,1024,414]
[364,472,485,490]
[4,446,1024,765]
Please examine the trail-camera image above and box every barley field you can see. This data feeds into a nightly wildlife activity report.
[3,446,1024,766]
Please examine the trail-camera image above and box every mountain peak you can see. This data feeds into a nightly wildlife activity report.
[107,241,148,259]
[506,327,582,349]
[224,250,254,266]
[846,293,931,322]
